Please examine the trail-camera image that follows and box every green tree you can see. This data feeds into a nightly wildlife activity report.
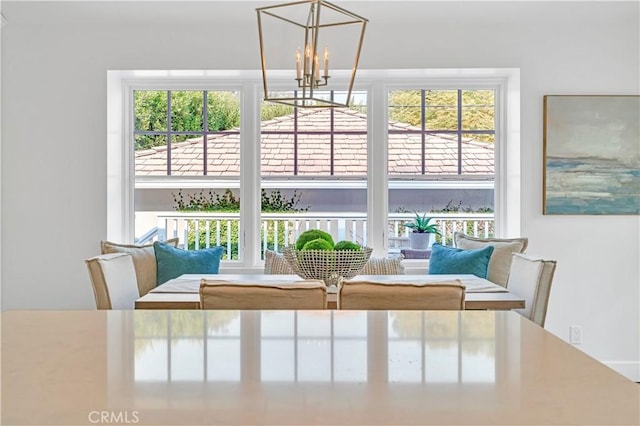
[208,92,240,130]
[134,90,241,150]
[134,90,168,150]
[261,102,294,121]
[389,90,495,142]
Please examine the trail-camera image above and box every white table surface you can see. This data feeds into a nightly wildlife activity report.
[149,274,508,294]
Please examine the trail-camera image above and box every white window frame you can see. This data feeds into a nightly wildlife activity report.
[107,68,520,270]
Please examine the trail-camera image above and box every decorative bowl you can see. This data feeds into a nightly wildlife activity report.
[282,246,373,286]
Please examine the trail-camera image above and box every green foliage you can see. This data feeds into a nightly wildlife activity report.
[429,200,494,214]
[334,240,361,251]
[389,89,495,143]
[173,189,239,212]
[208,92,240,131]
[389,90,422,126]
[296,229,334,250]
[172,189,308,213]
[302,238,334,251]
[171,90,204,132]
[262,219,294,253]
[186,220,238,260]
[261,189,308,213]
[261,103,294,121]
[405,212,441,235]
[134,90,240,150]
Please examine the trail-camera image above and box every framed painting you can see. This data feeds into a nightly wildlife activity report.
[543,95,640,215]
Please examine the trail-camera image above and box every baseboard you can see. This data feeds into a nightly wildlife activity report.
[603,361,640,382]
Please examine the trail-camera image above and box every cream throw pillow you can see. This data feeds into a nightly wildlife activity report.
[454,232,527,287]
[264,249,295,274]
[361,257,405,275]
[101,238,179,296]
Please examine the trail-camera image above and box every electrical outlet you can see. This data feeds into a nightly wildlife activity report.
[569,326,582,345]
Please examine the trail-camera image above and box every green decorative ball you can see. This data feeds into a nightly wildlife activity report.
[296,229,335,250]
[334,240,361,251]
[302,238,335,251]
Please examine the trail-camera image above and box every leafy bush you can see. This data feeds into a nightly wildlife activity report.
[172,188,308,258]
[172,188,308,213]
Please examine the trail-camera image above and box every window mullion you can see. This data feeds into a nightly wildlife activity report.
[457,89,462,175]
[330,91,335,175]
[294,90,298,175]
[240,83,261,267]
[421,89,426,175]
[167,90,172,176]
[203,91,208,175]
[367,82,388,256]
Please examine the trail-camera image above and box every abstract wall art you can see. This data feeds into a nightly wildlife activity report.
[543,95,640,215]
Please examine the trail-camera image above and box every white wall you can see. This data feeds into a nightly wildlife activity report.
[2,1,638,379]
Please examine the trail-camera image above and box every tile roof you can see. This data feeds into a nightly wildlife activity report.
[135,108,494,176]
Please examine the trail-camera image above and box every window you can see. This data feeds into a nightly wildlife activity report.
[133,89,242,260]
[109,69,520,270]
[134,90,241,176]
[388,89,495,177]
[260,90,367,176]
[387,89,496,248]
[259,90,369,254]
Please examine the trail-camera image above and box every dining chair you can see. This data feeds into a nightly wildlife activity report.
[506,253,557,327]
[338,279,465,310]
[85,253,140,309]
[199,279,327,309]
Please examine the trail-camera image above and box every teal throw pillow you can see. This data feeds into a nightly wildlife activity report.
[428,243,494,279]
[154,241,224,285]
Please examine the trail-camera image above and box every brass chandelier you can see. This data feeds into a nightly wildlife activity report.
[256,0,368,108]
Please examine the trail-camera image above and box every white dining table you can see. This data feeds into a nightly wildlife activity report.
[135,274,525,310]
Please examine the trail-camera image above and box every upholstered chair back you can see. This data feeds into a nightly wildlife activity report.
[506,253,557,327]
[101,238,179,296]
[86,253,140,309]
[339,279,465,310]
[199,279,326,310]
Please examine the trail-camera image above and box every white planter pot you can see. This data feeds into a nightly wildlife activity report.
[409,232,431,250]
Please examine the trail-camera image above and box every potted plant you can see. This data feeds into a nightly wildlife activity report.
[405,212,441,250]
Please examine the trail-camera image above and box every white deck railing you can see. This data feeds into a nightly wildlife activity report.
[151,211,494,258]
